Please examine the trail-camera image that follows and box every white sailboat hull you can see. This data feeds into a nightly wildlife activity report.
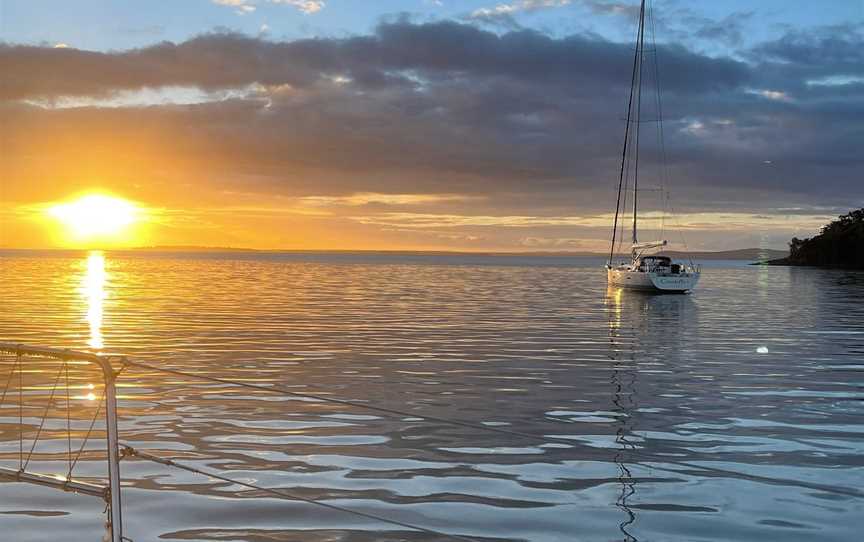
[607,266,700,293]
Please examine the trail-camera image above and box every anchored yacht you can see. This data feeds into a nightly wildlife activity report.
[605,0,699,293]
[607,243,700,292]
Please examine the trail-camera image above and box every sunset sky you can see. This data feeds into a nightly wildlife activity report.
[1,0,862,251]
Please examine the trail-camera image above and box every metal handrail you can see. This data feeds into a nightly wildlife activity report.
[0,343,124,542]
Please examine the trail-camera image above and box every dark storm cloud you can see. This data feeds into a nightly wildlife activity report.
[1,19,862,214]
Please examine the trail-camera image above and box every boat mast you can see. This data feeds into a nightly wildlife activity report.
[632,0,646,248]
[608,0,646,266]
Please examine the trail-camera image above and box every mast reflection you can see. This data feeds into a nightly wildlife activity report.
[606,286,639,542]
[605,287,697,541]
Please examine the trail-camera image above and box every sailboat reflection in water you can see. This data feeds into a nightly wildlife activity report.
[606,287,698,541]
[607,287,639,542]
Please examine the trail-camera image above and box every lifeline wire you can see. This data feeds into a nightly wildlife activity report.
[123,359,572,446]
[68,393,105,478]
[1,353,859,500]
[0,354,860,500]
[23,361,66,470]
[121,358,864,500]
[119,444,478,542]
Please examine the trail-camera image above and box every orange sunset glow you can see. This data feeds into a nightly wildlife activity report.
[1,2,863,542]
[0,0,857,254]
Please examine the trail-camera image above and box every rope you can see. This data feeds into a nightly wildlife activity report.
[609,0,645,265]
[0,352,19,408]
[68,392,104,479]
[618,126,633,259]
[23,361,65,470]
[18,350,23,470]
[645,2,693,266]
[120,359,864,500]
[122,359,577,446]
[648,1,668,242]
[3,352,861,504]
[665,197,695,268]
[632,0,647,246]
[119,445,478,542]
[116,357,130,377]
[65,363,72,475]
[0,351,21,467]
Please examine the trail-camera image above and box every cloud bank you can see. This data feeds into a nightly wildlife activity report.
[1,18,862,250]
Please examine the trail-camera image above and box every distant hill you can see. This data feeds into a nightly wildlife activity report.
[660,248,788,261]
[130,245,259,252]
[122,246,787,261]
[765,209,864,269]
[1,246,791,261]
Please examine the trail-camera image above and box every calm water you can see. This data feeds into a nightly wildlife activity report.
[0,250,862,541]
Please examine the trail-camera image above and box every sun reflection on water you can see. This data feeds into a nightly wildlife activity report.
[81,251,107,350]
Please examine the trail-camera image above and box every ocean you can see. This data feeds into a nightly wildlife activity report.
[1,250,862,541]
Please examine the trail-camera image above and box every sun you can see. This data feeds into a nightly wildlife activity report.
[48,194,140,240]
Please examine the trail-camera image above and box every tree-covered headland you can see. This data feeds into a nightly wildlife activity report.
[774,209,864,269]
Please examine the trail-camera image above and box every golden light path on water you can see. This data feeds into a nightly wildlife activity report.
[81,251,107,350]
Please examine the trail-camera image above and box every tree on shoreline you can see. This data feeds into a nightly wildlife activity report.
[787,209,864,268]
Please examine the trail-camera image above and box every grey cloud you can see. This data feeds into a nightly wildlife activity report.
[582,1,640,19]
[748,23,864,89]
[691,11,755,47]
[753,23,864,68]
[0,20,750,101]
[1,20,862,218]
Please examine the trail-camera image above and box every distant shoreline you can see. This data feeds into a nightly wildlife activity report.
[757,209,864,269]
[1,246,789,261]
[754,257,864,270]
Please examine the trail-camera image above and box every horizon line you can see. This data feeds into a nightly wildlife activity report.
[0,245,790,256]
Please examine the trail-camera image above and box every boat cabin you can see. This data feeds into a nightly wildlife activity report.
[635,255,684,274]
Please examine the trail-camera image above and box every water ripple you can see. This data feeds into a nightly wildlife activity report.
[1,251,862,541]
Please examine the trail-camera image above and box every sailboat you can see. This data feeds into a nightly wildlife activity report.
[606,0,700,293]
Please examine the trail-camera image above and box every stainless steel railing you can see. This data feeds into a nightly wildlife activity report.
[0,343,125,542]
